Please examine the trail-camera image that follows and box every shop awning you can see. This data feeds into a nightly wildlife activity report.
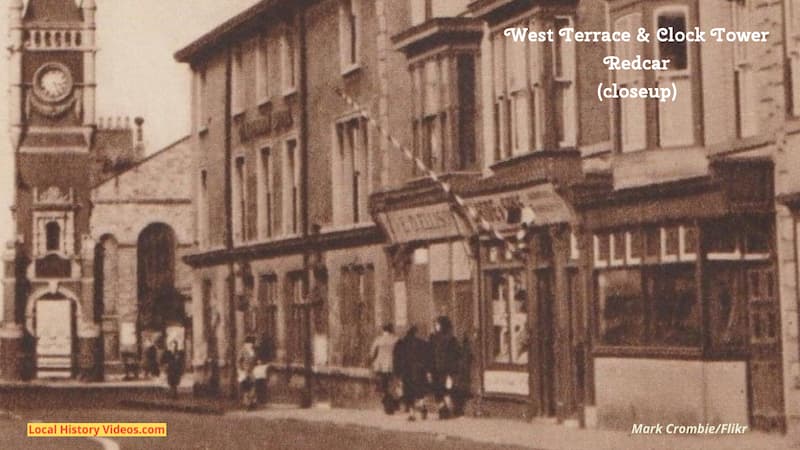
[374,182,576,244]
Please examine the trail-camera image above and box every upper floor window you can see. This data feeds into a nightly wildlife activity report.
[490,19,543,162]
[45,221,61,252]
[553,16,577,148]
[612,7,695,153]
[283,138,300,235]
[232,45,245,115]
[654,7,694,148]
[281,27,297,94]
[198,169,209,246]
[614,13,646,152]
[334,116,370,225]
[733,0,758,137]
[232,156,248,243]
[256,36,270,102]
[410,0,470,26]
[34,212,73,257]
[339,0,360,72]
[258,147,274,239]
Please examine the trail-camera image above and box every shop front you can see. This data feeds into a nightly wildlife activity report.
[578,158,785,431]
[371,151,589,424]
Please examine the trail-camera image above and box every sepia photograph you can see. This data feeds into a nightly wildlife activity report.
[1,0,800,448]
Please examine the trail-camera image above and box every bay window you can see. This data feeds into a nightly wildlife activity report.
[553,16,576,148]
[492,23,543,161]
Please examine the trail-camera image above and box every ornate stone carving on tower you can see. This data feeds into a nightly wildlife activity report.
[2,0,105,381]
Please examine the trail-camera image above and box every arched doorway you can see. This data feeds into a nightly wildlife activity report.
[137,224,184,348]
[26,288,81,379]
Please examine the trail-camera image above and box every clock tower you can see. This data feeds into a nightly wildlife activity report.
[2,0,102,380]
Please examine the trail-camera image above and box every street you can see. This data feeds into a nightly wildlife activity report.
[0,407,526,450]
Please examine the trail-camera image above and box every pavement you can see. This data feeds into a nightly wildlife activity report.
[229,405,800,450]
[2,376,799,449]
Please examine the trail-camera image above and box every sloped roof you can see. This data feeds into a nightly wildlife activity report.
[24,0,82,23]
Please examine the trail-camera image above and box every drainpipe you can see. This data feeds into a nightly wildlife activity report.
[298,7,313,409]
[224,47,237,400]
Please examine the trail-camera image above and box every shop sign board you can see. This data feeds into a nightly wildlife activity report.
[484,370,530,396]
[377,183,573,244]
[377,203,466,243]
[466,183,574,231]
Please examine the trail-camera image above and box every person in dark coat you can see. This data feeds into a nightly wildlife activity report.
[161,340,185,399]
[393,325,431,421]
[143,339,160,379]
[429,316,461,419]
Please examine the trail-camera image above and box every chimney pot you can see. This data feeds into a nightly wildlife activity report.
[134,117,144,143]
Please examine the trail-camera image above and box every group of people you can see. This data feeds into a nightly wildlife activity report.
[139,336,186,398]
[238,334,276,409]
[370,316,469,421]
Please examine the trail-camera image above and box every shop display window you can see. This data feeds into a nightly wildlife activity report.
[597,269,645,346]
[487,270,528,366]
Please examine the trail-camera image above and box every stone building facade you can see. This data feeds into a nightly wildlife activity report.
[90,136,194,374]
[1,0,193,381]
[177,0,800,433]
[175,0,415,401]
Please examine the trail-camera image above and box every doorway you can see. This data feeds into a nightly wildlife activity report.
[535,268,557,417]
[35,294,75,378]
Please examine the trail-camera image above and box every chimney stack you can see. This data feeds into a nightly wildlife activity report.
[134,117,145,160]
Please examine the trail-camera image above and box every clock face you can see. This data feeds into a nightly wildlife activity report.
[33,63,73,103]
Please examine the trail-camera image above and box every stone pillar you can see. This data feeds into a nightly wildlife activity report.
[81,0,97,144]
[7,0,23,149]
[1,240,22,380]
[78,235,102,381]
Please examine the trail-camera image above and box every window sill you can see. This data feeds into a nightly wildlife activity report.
[282,87,298,98]
[198,126,209,136]
[321,221,375,234]
[341,63,361,77]
[232,109,246,120]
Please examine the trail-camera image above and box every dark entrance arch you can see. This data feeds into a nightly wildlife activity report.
[137,223,183,335]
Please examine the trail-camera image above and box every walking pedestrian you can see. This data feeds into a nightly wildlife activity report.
[393,325,431,421]
[369,323,399,414]
[161,340,185,399]
[238,336,258,410]
[142,336,160,379]
[429,316,461,419]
